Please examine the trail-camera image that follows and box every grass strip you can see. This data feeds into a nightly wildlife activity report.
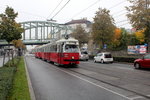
[7,57,31,100]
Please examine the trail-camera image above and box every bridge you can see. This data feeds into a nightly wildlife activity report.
[0,21,72,46]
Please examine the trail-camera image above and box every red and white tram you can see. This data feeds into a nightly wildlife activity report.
[33,37,80,66]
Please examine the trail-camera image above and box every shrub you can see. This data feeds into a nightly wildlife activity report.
[0,67,16,100]
[113,56,138,63]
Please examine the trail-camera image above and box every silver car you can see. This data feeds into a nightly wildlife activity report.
[80,51,89,61]
[94,52,113,63]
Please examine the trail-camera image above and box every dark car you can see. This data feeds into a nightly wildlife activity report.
[134,54,150,69]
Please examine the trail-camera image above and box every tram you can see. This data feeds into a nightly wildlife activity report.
[33,37,80,66]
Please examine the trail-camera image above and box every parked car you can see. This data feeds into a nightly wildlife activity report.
[80,51,89,61]
[94,52,113,63]
[134,54,150,69]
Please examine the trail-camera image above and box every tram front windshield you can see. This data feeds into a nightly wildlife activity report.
[64,44,79,53]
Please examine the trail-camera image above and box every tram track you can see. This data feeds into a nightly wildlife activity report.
[65,67,150,100]
[32,56,150,99]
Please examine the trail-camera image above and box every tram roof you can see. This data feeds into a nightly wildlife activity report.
[56,37,78,43]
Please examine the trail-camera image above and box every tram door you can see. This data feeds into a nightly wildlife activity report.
[57,44,63,64]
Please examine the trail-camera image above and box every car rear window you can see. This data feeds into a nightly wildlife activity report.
[81,51,88,54]
[104,54,112,58]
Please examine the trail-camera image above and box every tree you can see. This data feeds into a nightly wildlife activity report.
[12,39,26,56]
[0,6,24,44]
[12,39,26,49]
[71,25,89,47]
[126,0,149,29]
[111,28,131,50]
[92,8,115,49]
[134,29,145,44]
[0,6,24,66]
[112,28,122,48]
[126,0,150,52]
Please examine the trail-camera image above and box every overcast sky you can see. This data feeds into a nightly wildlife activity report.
[0,0,132,29]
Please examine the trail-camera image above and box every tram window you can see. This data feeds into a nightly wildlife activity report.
[57,45,62,52]
[64,45,79,52]
[54,45,57,52]
[50,45,57,52]
[57,45,59,52]
[46,47,48,52]
[48,47,50,52]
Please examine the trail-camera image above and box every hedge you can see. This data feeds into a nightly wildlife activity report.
[0,67,16,100]
[113,56,138,63]
[89,55,138,63]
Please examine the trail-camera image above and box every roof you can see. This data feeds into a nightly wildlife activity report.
[65,19,92,25]
[56,37,78,43]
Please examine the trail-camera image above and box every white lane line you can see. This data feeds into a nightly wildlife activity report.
[130,95,150,100]
[130,96,143,100]
[113,95,150,100]
[52,66,132,100]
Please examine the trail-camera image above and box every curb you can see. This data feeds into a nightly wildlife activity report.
[24,57,36,100]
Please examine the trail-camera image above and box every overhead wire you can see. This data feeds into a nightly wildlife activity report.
[46,0,128,22]
[108,0,127,9]
[47,0,129,28]
[112,9,126,15]
[118,22,130,27]
[70,0,101,19]
[106,0,130,28]
[115,0,148,28]
[71,0,126,16]
[51,0,71,19]
[47,0,64,19]
[116,19,128,24]
[113,12,128,18]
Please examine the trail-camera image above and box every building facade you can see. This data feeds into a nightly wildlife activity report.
[64,18,93,53]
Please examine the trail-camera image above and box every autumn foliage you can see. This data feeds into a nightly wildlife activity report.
[112,28,122,47]
[12,40,26,49]
[134,29,145,44]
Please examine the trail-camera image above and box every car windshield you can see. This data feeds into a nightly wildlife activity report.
[64,44,79,53]
[104,54,112,58]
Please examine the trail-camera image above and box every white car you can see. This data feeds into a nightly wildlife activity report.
[94,52,113,63]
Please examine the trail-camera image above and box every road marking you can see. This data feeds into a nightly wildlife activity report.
[130,95,150,100]
[52,66,132,100]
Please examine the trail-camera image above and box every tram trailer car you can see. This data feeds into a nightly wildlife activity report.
[34,46,43,59]
[33,37,80,66]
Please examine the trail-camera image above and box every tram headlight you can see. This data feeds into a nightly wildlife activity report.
[72,56,74,59]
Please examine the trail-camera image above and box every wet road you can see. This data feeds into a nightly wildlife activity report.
[25,56,150,100]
